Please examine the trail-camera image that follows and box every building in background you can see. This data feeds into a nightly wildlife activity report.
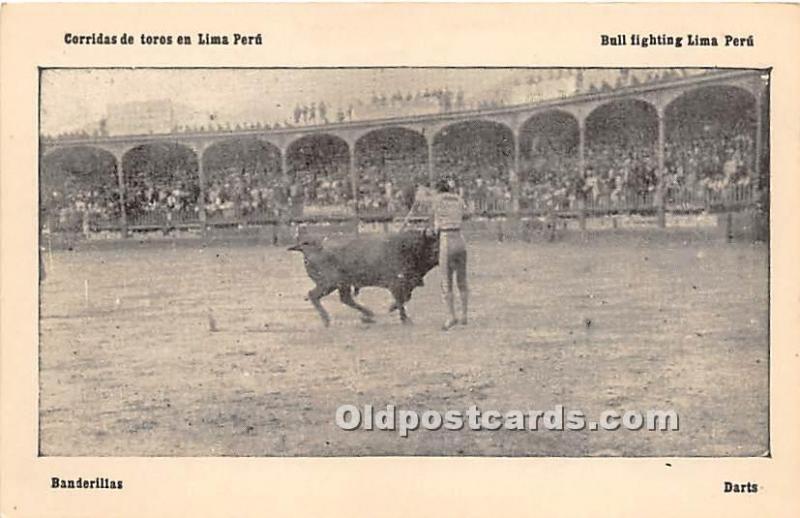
[105,99,175,135]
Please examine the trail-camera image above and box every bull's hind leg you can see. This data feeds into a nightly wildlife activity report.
[308,285,336,327]
[338,286,376,323]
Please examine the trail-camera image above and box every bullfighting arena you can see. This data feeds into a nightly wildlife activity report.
[39,227,768,457]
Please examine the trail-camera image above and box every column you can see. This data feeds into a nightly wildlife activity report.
[656,108,666,228]
[754,89,763,194]
[277,148,289,243]
[753,81,767,241]
[281,148,288,182]
[509,130,521,239]
[578,120,586,177]
[195,143,208,237]
[350,145,360,234]
[427,136,435,185]
[578,118,587,231]
[512,131,520,211]
[280,147,289,221]
[114,149,128,239]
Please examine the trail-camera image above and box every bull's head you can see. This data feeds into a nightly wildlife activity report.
[420,227,439,268]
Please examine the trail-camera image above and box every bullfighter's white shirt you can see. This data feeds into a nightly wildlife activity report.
[433,192,464,231]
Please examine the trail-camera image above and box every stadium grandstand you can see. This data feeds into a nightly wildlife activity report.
[40,68,768,239]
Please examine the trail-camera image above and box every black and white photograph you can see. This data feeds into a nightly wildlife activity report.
[38,66,770,458]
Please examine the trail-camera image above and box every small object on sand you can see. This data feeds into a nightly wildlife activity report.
[584,317,592,328]
[208,309,218,332]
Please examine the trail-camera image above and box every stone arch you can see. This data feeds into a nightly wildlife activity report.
[516,110,582,211]
[285,133,351,207]
[432,119,514,183]
[662,84,758,204]
[202,138,282,181]
[665,84,756,135]
[432,119,515,213]
[354,126,428,213]
[201,138,283,217]
[121,142,200,221]
[585,98,659,147]
[584,99,660,202]
[41,146,121,229]
[519,109,580,181]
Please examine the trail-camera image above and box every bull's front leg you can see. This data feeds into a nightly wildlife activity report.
[387,273,420,314]
[390,284,413,324]
[308,285,335,327]
[398,305,410,324]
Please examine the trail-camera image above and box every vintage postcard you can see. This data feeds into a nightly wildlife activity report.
[2,3,799,517]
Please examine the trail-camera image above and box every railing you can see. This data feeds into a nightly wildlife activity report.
[43,183,760,236]
[518,191,655,216]
[44,210,120,234]
[468,197,512,216]
[665,183,756,211]
[585,191,656,214]
[128,208,202,229]
[516,184,757,217]
[705,183,756,209]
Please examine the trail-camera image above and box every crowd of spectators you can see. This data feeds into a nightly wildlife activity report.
[369,88,466,113]
[464,69,712,111]
[356,160,427,214]
[124,174,200,223]
[41,181,119,232]
[434,152,512,213]
[514,123,755,212]
[577,69,707,96]
[43,68,760,232]
[519,152,581,211]
[42,69,717,141]
[582,140,659,210]
[664,121,755,206]
[203,168,282,219]
[42,69,718,142]
[42,125,757,232]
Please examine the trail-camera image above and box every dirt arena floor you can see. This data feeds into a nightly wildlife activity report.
[39,229,769,456]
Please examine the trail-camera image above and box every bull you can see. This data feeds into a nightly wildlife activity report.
[288,229,439,326]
